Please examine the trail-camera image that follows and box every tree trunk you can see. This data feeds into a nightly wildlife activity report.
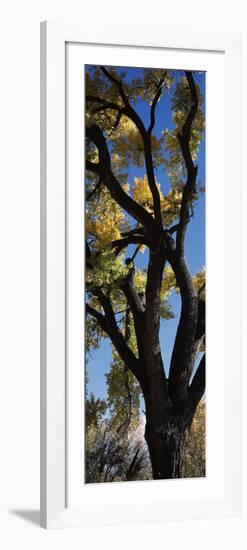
[144,410,192,479]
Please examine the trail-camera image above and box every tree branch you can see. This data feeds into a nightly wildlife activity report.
[111,234,148,255]
[86,95,126,130]
[183,71,199,138]
[147,79,164,135]
[86,303,106,327]
[189,353,206,410]
[86,159,101,175]
[142,238,168,393]
[87,95,122,113]
[121,269,146,362]
[176,71,199,257]
[86,240,92,269]
[168,254,198,405]
[167,72,200,406]
[131,244,143,261]
[166,223,180,235]
[86,124,156,232]
[194,298,205,342]
[99,67,136,113]
[120,227,145,238]
[99,66,163,228]
[86,176,102,202]
[93,289,144,385]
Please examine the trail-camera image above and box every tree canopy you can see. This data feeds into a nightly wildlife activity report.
[85,65,206,480]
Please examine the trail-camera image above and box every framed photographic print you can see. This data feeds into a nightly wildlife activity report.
[40,21,242,528]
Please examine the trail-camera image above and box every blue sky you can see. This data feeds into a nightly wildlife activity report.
[86,66,205,399]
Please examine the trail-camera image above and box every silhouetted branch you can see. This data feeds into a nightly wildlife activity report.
[176,71,199,257]
[99,66,163,227]
[86,124,155,232]
[189,353,206,410]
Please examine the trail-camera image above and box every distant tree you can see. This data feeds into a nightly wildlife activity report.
[86,393,107,429]
[86,66,205,479]
[85,375,150,483]
[185,400,206,478]
[86,418,151,483]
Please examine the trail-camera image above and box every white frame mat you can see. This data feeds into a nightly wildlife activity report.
[40,21,241,529]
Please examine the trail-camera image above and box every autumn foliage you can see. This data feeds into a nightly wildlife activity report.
[85,65,205,480]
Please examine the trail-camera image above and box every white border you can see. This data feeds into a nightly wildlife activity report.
[40,22,241,528]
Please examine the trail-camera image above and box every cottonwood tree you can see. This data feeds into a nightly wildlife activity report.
[85,65,205,479]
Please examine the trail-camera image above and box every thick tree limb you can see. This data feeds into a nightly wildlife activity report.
[111,234,148,255]
[93,289,144,385]
[86,159,101,175]
[194,299,205,342]
[159,229,204,406]
[99,66,163,228]
[122,308,133,428]
[167,71,201,406]
[126,302,145,364]
[99,66,143,126]
[166,223,180,235]
[168,279,205,408]
[189,353,206,410]
[87,279,148,392]
[87,294,142,384]
[176,71,199,257]
[168,254,198,405]
[147,79,165,135]
[120,227,145,238]
[86,176,102,202]
[183,71,199,138]
[87,95,123,113]
[86,124,156,232]
[86,303,106,327]
[86,95,125,129]
[142,237,168,413]
[120,265,146,362]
